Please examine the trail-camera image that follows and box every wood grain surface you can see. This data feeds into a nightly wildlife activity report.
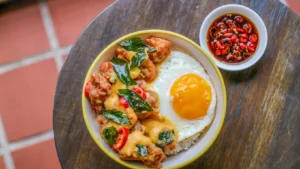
[53,0,300,168]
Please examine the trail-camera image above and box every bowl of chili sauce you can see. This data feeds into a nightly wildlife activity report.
[200,4,268,71]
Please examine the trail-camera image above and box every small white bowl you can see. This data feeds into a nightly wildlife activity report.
[199,4,268,71]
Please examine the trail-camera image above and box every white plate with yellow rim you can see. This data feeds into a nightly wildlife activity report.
[82,30,227,169]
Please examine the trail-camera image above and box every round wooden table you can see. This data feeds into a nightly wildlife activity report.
[53,0,300,168]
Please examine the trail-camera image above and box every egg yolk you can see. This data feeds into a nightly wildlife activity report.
[170,73,212,120]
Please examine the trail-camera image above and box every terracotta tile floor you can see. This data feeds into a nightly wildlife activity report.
[0,0,297,169]
[0,0,114,169]
[0,157,5,169]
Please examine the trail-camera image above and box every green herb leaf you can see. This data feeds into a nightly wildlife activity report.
[130,50,146,69]
[119,37,156,53]
[102,110,132,125]
[136,144,148,157]
[119,37,144,51]
[157,130,175,147]
[118,89,153,113]
[111,58,137,86]
[102,126,118,144]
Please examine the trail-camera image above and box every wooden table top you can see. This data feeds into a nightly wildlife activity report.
[53,0,300,168]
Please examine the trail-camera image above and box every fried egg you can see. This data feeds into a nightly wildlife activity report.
[153,51,217,142]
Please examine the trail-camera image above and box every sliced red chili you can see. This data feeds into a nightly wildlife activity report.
[226,54,233,61]
[249,34,258,43]
[113,127,129,151]
[236,27,245,33]
[247,41,257,52]
[207,14,258,63]
[119,97,129,108]
[210,41,216,49]
[234,16,244,23]
[231,35,239,43]
[215,49,221,55]
[239,43,247,50]
[226,19,233,25]
[221,49,227,55]
[243,23,252,34]
[132,87,147,99]
[240,33,248,39]
[216,41,225,50]
[224,33,233,38]
[240,37,248,43]
[84,80,91,97]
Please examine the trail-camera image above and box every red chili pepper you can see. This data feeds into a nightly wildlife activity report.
[226,19,233,25]
[239,43,247,50]
[249,34,258,43]
[119,97,129,108]
[210,41,216,49]
[240,37,248,43]
[221,49,227,55]
[224,33,233,38]
[84,80,91,97]
[236,27,245,33]
[247,41,256,52]
[113,127,129,151]
[132,87,147,99]
[215,49,221,55]
[226,54,233,61]
[234,16,244,23]
[216,41,225,50]
[240,33,249,39]
[231,35,239,43]
[243,23,252,34]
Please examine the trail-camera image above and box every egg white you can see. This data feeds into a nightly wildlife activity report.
[153,51,217,142]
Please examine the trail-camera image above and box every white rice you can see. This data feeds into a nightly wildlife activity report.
[165,132,201,155]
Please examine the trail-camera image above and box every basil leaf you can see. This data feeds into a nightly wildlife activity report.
[118,89,153,112]
[119,37,156,53]
[102,126,118,144]
[111,58,137,86]
[157,130,175,147]
[119,37,144,51]
[136,144,148,157]
[102,110,131,125]
[130,50,146,69]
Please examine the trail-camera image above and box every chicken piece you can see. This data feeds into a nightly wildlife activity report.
[145,90,159,109]
[116,46,128,61]
[97,114,108,125]
[118,131,166,168]
[116,46,136,61]
[119,144,166,168]
[139,59,157,82]
[145,37,171,64]
[88,73,111,112]
[143,144,166,168]
[100,62,116,83]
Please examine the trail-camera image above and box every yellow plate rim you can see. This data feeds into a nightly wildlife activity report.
[81,29,227,169]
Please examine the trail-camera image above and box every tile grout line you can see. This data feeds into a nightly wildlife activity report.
[0,115,15,169]
[8,130,54,152]
[0,45,71,75]
[39,0,64,72]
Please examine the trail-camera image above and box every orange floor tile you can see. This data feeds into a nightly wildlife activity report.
[12,139,60,169]
[0,4,50,64]
[0,59,57,141]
